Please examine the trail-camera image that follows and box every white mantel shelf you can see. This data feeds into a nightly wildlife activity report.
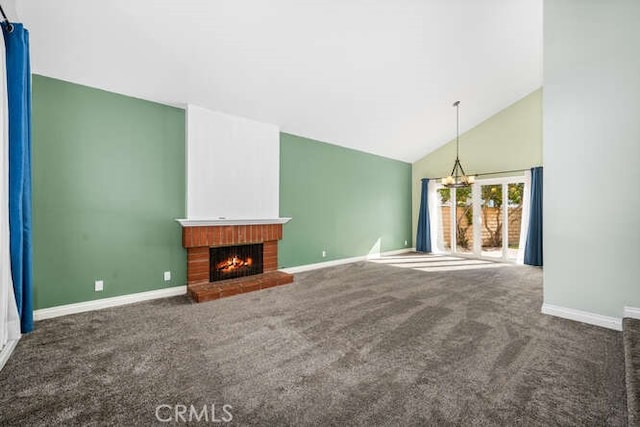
[176,218,292,227]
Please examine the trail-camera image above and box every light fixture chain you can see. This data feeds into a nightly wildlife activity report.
[456,101,460,160]
[442,100,473,188]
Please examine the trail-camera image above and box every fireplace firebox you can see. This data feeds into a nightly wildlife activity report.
[210,243,263,282]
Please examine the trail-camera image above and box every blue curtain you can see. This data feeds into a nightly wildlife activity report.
[416,178,431,252]
[524,167,543,266]
[3,23,33,333]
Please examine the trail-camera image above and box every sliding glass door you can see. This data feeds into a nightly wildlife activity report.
[436,186,474,254]
[506,183,525,261]
[437,188,452,251]
[435,176,528,262]
[453,187,473,255]
[480,184,503,258]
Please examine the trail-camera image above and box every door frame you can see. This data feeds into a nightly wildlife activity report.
[435,174,529,263]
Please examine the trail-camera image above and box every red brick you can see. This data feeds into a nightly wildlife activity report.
[189,285,221,302]
[188,257,207,266]
[222,226,231,245]
[187,276,209,285]
[189,228,196,247]
[211,226,219,246]
[206,227,213,246]
[187,255,209,264]
[187,271,293,302]
[261,279,279,289]
[188,254,208,264]
[220,284,243,297]
[188,269,209,279]
[241,281,261,293]
[190,227,199,247]
[188,247,209,258]
[188,262,209,273]
[231,226,237,244]
[196,228,203,246]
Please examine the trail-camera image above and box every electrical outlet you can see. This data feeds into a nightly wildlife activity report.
[322,250,327,258]
[95,280,104,292]
[404,240,408,246]
[164,271,171,281]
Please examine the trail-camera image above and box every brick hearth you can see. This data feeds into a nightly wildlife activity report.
[181,223,293,302]
[187,271,293,303]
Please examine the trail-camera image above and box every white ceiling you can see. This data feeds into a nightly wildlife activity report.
[16,0,542,162]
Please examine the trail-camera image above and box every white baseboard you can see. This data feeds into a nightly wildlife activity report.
[541,303,622,331]
[34,286,187,321]
[624,306,640,320]
[281,248,415,274]
[0,338,20,372]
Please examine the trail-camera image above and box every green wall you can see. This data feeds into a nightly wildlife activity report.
[411,89,543,240]
[279,133,412,267]
[32,75,186,309]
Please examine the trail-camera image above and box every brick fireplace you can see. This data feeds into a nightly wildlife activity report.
[180,221,293,303]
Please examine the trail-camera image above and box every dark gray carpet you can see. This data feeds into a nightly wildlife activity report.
[624,318,640,427]
[0,254,627,425]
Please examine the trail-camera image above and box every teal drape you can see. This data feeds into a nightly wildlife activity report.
[416,178,431,252]
[524,167,543,266]
[3,22,33,332]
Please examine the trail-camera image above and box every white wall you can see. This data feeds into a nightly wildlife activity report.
[544,0,640,317]
[4,1,18,21]
[186,105,280,219]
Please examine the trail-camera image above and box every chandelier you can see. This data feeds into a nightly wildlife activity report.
[442,101,474,188]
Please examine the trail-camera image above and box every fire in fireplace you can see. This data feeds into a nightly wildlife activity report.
[210,243,263,282]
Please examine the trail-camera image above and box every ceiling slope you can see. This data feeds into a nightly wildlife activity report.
[17,0,542,162]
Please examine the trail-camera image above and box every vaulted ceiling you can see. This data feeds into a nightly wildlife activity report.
[16,0,542,162]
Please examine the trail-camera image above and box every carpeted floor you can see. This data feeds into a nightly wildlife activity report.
[0,254,628,425]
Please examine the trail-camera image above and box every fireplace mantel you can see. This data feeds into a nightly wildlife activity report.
[176,218,291,227]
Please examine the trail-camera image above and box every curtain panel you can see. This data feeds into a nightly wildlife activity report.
[3,22,33,333]
[524,166,543,266]
[416,178,431,252]
[0,23,20,352]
